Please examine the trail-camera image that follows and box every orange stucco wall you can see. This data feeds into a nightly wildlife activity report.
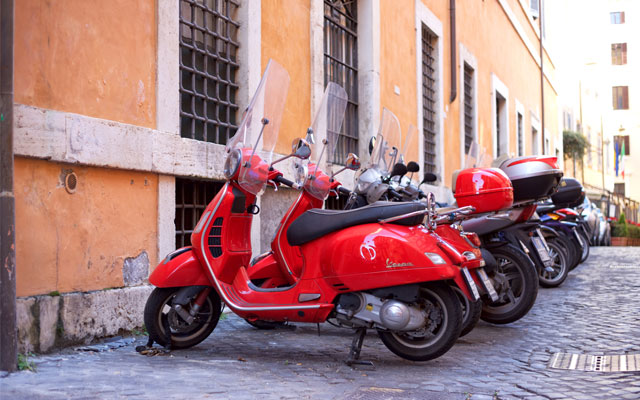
[14,0,157,128]
[261,0,311,155]
[15,158,158,297]
[380,0,419,163]
[421,0,558,184]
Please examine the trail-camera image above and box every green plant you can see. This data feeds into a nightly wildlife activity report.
[615,213,629,237]
[219,313,228,321]
[628,224,640,239]
[48,291,60,297]
[563,130,589,161]
[17,352,36,372]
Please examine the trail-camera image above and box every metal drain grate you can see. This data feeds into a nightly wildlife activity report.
[549,353,640,372]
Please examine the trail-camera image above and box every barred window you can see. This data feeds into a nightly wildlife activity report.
[175,178,224,248]
[422,25,437,175]
[180,0,240,144]
[611,43,627,65]
[324,0,358,165]
[463,63,474,154]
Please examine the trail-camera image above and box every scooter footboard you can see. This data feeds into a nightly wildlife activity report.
[149,247,212,287]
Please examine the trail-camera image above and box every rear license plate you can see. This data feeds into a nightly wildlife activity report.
[531,236,552,266]
[461,267,480,301]
[476,268,499,302]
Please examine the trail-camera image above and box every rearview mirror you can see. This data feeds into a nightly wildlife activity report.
[421,173,438,184]
[291,138,312,159]
[368,136,376,156]
[390,163,408,178]
[345,153,361,171]
[407,161,420,173]
[305,127,316,145]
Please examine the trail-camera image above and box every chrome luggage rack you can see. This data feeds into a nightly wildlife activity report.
[378,192,476,230]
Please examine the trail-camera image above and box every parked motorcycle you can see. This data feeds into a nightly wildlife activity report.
[143,61,490,364]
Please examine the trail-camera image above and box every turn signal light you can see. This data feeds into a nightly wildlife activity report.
[462,232,482,247]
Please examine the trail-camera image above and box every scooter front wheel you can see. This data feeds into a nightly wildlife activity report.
[378,284,462,361]
[538,238,569,288]
[144,287,221,349]
[481,244,538,324]
[451,285,482,337]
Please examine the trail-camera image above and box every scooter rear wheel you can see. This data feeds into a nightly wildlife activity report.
[451,286,482,337]
[481,244,538,324]
[144,287,221,349]
[378,284,462,361]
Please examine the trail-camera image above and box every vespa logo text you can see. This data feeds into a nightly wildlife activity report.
[385,258,414,269]
[360,243,377,261]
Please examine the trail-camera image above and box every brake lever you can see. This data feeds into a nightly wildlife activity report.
[268,180,278,191]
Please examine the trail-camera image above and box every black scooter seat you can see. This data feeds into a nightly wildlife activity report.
[287,201,426,246]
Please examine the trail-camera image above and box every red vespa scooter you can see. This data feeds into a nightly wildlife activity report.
[144,61,482,363]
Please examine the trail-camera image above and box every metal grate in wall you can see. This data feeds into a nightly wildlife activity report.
[179,0,240,144]
[421,25,437,175]
[463,63,474,154]
[324,0,358,165]
[175,178,224,249]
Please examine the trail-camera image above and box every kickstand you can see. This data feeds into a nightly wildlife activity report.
[345,328,374,368]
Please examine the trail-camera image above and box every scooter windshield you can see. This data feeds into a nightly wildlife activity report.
[303,82,348,201]
[463,141,492,169]
[226,60,290,194]
[400,124,418,165]
[366,108,402,175]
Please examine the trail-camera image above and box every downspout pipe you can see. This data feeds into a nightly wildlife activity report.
[449,0,457,103]
[539,0,545,151]
[0,0,17,372]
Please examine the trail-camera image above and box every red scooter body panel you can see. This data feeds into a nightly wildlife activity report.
[149,248,212,287]
[300,223,460,292]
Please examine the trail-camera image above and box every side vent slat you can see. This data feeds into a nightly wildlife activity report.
[209,217,224,258]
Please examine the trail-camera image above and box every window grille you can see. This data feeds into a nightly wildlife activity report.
[180,0,240,144]
[324,0,358,165]
[611,43,627,65]
[517,113,524,156]
[175,178,225,248]
[422,25,437,175]
[612,86,629,110]
[610,11,625,24]
[463,63,474,154]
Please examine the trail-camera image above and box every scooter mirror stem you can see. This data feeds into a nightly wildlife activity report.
[246,118,270,168]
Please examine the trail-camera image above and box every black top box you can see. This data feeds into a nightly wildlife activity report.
[551,178,584,208]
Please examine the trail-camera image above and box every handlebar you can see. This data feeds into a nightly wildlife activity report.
[337,186,351,196]
[273,175,298,189]
[388,188,403,200]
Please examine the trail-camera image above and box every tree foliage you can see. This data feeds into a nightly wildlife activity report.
[562,130,589,161]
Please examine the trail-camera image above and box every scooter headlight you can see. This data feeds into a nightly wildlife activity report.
[424,252,446,265]
[293,162,308,187]
[223,149,242,179]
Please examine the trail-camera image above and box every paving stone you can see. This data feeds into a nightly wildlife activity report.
[0,247,638,399]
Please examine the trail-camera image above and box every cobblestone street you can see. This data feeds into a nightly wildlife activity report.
[1,247,639,399]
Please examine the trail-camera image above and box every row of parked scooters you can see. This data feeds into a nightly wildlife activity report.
[141,60,593,364]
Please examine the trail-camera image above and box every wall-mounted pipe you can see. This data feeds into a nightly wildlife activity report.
[449,0,457,103]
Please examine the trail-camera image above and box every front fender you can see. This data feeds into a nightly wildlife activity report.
[149,247,211,287]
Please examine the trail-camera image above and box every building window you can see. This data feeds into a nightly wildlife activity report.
[324,0,358,165]
[614,135,630,155]
[175,178,224,248]
[463,63,474,154]
[612,86,629,110]
[544,137,550,155]
[611,43,627,65]
[517,112,524,156]
[614,183,625,196]
[587,129,592,165]
[532,126,539,154]
[422,25,437,175]
[530,0,540,19]
[179,0,240,144]
[495,93,507,157]
[610,11,625,24]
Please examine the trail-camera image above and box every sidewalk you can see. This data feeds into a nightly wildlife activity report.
[1,247,639,399]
